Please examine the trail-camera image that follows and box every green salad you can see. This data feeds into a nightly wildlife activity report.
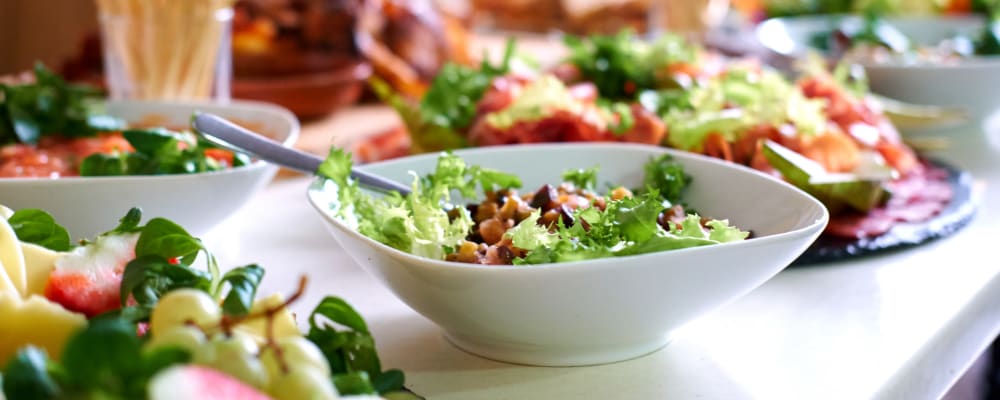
[319,150,748,265]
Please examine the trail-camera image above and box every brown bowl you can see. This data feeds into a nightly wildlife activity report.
[232,61,372,119]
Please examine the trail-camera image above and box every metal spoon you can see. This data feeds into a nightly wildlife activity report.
[192,112,411,195]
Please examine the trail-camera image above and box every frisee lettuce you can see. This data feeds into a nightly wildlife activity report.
[660,67,827,152]
[323,148,520,260]
[323,151,748,265]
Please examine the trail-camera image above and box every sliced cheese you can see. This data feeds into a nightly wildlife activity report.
[0,212,27,294]
[0,292,86,362]
[0,258,16,295]
[20,242,61,297]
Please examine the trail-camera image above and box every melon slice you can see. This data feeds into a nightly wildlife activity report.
[149,365,273,400]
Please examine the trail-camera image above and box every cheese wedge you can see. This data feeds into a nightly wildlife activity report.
[0,211,27,294]
[0,292,86,362]
[21,242,62,297]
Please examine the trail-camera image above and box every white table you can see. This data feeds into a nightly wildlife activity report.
[205,114,1000,400]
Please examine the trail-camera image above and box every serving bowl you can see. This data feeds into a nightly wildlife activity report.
[308,143,828,366]
[756,15,1000,117]
[0,100,299,238]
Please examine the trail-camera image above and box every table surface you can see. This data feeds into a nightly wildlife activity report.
[204,110,1000,400]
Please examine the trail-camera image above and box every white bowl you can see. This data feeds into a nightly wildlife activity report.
[756,15,1000,117]
[0,100,299,238]
[308,143,828,366]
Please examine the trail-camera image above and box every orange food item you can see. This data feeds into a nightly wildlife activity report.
[0,133,134,178]
[796,130,861,173]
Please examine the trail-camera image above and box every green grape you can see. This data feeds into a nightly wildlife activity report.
[259,336,331,378]
[150,289,222,335]
[144,325,206,355]
[269,367,339,400]
[204,336,269,389]
[210,330,260,355]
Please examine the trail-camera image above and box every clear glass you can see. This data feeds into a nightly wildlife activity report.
[648,0,731,37]
[96,0,234,101]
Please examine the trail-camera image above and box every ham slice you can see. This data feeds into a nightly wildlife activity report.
[825,163,953,239]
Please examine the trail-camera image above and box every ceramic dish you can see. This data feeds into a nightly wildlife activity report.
[756,15,1000,117]
[0,100,299,238]
[308,143,828,366]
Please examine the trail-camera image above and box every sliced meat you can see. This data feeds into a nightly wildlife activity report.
[824,163,953,239]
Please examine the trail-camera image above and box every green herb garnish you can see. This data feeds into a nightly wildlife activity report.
[0,63,126,146]
[564,30,697,100]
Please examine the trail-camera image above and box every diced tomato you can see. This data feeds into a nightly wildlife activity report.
[204,148,235,166]
[0,133,135,178]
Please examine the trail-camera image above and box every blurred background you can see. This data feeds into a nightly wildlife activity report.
[1,0,990,118]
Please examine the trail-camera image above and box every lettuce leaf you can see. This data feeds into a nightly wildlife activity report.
[323,151,747,264]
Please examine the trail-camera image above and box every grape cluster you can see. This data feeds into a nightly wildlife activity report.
[145,289,340,400]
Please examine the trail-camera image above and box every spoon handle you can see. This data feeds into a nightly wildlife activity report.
[192,113,411,195]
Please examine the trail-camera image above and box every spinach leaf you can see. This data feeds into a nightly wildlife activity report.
[60,318,144,395]
[1,347,59,400]
[306,296,405,395]
[119,255,212,309]
[564,31,696,100]
[0,63,125,145]
[80,128,236,177]
[6,209,71,251]
[107,208,144,235]
[419,40,515,131]
[134,218,204,263]
[219,264,265,317]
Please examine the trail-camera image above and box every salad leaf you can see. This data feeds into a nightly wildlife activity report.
[420,40,515,131]
[107,207,144,235]
[505,211,557,251]
[327,151,748,266]
[218,264,265,317]
[79,128,246,176]
[661,67,826,152]
[119,255,213,309]
[306,296,405,395]
[641,154,690,205]
[564,30,697,100]
[562,166,599,191]
[603,101,635,134]
[0,63,126,145]
[976,19,1000,55]
[60,318,144,393]
[325,149,518,260]
[369,78,466,154]
[134,217,204,263]
[1,347,60,400]
[6,209,71,251]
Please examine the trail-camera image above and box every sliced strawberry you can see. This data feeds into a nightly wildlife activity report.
[44,233,139,317]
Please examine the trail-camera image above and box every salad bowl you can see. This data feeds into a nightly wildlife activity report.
[308,143,828,366]
[756,15,1000,118]
[0,100,299,237]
